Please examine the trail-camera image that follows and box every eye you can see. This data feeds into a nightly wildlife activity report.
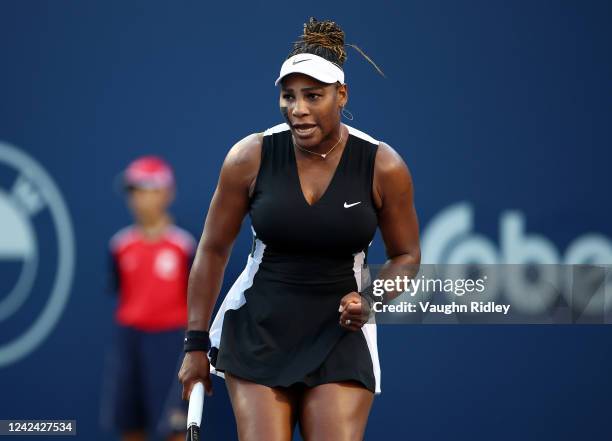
[307,93,321,100]
[282,94,294,100]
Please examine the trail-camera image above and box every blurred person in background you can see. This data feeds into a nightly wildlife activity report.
[100,156,196,441]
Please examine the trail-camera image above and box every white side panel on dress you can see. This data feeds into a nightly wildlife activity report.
[345,124,379,145]
[353,250,382,395]
[208,228,266,378]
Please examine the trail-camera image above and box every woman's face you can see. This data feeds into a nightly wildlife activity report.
[279,73,347,148]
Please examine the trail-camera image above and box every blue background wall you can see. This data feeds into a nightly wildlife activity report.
[1,1,611,439]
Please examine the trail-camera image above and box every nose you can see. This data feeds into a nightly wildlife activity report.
[291,97,309,118]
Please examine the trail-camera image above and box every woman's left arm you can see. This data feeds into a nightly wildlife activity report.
[339,142,420,329]
[373,141,421,275]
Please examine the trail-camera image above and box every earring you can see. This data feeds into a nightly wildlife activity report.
[341,107,354,121]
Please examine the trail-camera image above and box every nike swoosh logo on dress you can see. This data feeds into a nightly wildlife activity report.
[344,202,362,208]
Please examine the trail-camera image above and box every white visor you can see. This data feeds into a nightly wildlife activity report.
[275,53,345,86]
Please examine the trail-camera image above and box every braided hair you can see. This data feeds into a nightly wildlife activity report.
[287,17,385,77]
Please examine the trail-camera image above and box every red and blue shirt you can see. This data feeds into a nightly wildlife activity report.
[109,225,196,331]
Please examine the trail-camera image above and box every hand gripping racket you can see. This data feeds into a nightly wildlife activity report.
[186,382,204,441]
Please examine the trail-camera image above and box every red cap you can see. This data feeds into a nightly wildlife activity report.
[123,156,175,190]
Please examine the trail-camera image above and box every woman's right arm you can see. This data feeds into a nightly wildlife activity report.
[179,133,262,399]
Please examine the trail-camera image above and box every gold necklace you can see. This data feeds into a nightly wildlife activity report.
[293,131,343,159]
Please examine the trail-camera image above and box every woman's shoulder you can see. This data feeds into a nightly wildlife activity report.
[372,141,413,210]
[375,141,408,175]
[343,124,405,171]
[222,132,263,173]
[223,122,290,167]
[351,129,412,201]
[218,133,263,193]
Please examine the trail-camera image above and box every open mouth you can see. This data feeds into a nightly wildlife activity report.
[293,124,317,137]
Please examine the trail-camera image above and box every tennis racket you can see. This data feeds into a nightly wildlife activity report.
[186,382,204,441]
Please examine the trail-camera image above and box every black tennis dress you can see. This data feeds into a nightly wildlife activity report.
[208,122,382,394]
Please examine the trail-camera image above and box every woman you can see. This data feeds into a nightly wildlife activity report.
[179,18,420,441]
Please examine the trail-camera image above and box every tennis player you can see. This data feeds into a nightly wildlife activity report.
[179,18,420,440]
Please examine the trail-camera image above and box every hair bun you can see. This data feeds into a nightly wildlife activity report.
[287,17,384,77]
[292,17,347,66]
[303,18,345,50]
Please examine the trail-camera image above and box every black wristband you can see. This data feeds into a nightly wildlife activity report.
[184,330,211,353]
[360,284,380,308]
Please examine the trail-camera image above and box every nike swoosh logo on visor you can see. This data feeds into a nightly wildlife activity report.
[344,202,362,208]
[292,59,311,65]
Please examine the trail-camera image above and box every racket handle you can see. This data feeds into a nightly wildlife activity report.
[186,425,200,441]
[187,382,205,428]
